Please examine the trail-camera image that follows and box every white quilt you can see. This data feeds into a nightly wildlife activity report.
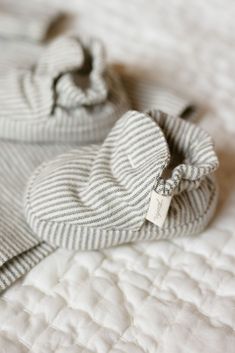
[0,0,235,352]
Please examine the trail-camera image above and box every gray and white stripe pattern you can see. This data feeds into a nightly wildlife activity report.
[0,35,130,143]
[0,28,202,292]
[0,40,42,74]
[0,141,81,293]
[121,72,198,119]
[0,94,199,293]
[24,110,219,250]
[0,33,129,291]
[0,243,54,292]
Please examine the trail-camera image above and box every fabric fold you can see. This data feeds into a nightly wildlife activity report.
[0,92,210,292]
[0,33,128,292]
[0,142,74,293]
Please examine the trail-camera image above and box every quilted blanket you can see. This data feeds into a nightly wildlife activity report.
[0,0,235,352]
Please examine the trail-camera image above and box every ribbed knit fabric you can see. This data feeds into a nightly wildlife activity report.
[0,30,199,291]
[0,243,53,292]
[0,40,41,74]
[121,72,198,119]
[0,5,62,42]
[0,35,129,143]
[0,142,83,292]
[24,110,219,250]
[0,99,197,293]
[0,33,129,292]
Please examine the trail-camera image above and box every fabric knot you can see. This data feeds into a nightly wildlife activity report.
[55,38,108,108]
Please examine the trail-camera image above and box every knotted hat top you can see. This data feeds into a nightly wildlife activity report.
[0,35,129,142]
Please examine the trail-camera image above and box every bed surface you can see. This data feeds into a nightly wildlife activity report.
[0,0,235,352]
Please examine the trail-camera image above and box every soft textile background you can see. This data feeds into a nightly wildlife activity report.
[0,1,235,352]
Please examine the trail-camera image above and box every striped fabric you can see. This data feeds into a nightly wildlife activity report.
[0,27,203,292]
[0,243,53,292]
[0,40,42,74]
[0,5,62,42]
[0,97,198,293]
[0,22,59,291]
[0,141,81,292]
[0,35,129,143]
[121,72,198,120]
[24,110,219,250]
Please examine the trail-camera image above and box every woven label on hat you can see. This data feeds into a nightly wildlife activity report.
[146,190,172,228]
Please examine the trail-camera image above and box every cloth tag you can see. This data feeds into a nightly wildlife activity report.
[146,190,172,227]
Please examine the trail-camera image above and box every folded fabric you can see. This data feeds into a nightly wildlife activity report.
[0,142,79,292]
[0,35,129,143]
[24,110,219,250]
[0,243,54,292]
